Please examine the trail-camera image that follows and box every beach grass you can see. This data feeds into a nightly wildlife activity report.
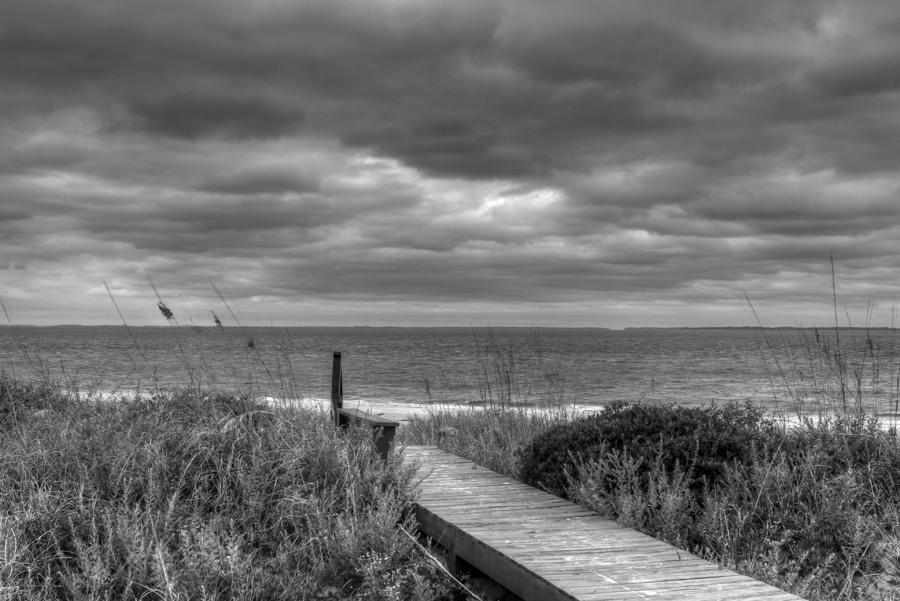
[0,376,473,601]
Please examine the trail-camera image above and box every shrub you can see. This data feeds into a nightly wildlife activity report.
[694,424,900,599]
[573,448,702,548]
[788,413,900,501]
[516,401,782,498]
[566,410,900,600]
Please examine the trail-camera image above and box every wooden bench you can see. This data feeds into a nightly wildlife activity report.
[331,352,399,460]
[337,407,399,460]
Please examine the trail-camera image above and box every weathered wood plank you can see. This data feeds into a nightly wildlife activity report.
[418,498,577,511]
[407,446,805,601]
[426,506,599,521]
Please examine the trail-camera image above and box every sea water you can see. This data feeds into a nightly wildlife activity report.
[1,326,899,418]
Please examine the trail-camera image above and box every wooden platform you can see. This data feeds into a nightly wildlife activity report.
[406,446,804,601]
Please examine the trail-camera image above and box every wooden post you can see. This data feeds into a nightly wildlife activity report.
[331,351,343,427]
[330,352,398,460]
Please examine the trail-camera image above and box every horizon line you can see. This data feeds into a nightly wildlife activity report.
[3,324,899,331]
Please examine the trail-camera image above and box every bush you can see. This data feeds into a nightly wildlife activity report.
[564,410,900,600]
[516,401,782,498]
[789,413,900,501]
[693,419,900,599]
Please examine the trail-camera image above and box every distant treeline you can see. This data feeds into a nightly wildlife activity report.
[625,326,900,331]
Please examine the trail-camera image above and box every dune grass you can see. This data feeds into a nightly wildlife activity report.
[0,376,472,601]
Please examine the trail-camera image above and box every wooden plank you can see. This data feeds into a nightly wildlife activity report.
[422,508,599,523]
[575,585,795,601]
[471,527,669,548]
[563,574,751,588]
[418,497,576,510]
[534,563,735,583]
[443,512,603,528]
[510,547,701,564]
[564,578,776,595]
[419,498,594,512]
[408,446,805,601]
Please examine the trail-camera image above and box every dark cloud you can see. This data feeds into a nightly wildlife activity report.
[199,165,319,195]
[62,192,418,255]
[808,51,900,97]
[0,5,149,87]
[344,117,547,178]
[501,20,719,94]
[127,93,306,140]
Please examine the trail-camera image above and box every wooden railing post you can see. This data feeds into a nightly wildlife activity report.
[331,351,343,427]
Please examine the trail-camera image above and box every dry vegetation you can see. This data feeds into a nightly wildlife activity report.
[0,378,473,600]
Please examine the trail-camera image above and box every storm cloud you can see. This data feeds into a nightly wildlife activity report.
[2,0,900,327]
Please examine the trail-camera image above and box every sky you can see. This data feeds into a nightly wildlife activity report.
[2,0,900,328]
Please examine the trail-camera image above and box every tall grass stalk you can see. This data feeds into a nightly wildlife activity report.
[147,276,196,390]
[211,282,279,397]
[830,255,849,412]
[102,280,163,398]
[747,281,900,422]
[1,296,51,385]
[744,293,800,418]
[470,328,572,410]
[103,280,149,364]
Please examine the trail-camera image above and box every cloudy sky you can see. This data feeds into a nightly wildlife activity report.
[2,0,900,328]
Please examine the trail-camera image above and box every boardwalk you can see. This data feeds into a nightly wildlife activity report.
[406,446,804,601]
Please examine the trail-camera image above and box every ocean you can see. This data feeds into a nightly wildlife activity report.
[1,325,899,418]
